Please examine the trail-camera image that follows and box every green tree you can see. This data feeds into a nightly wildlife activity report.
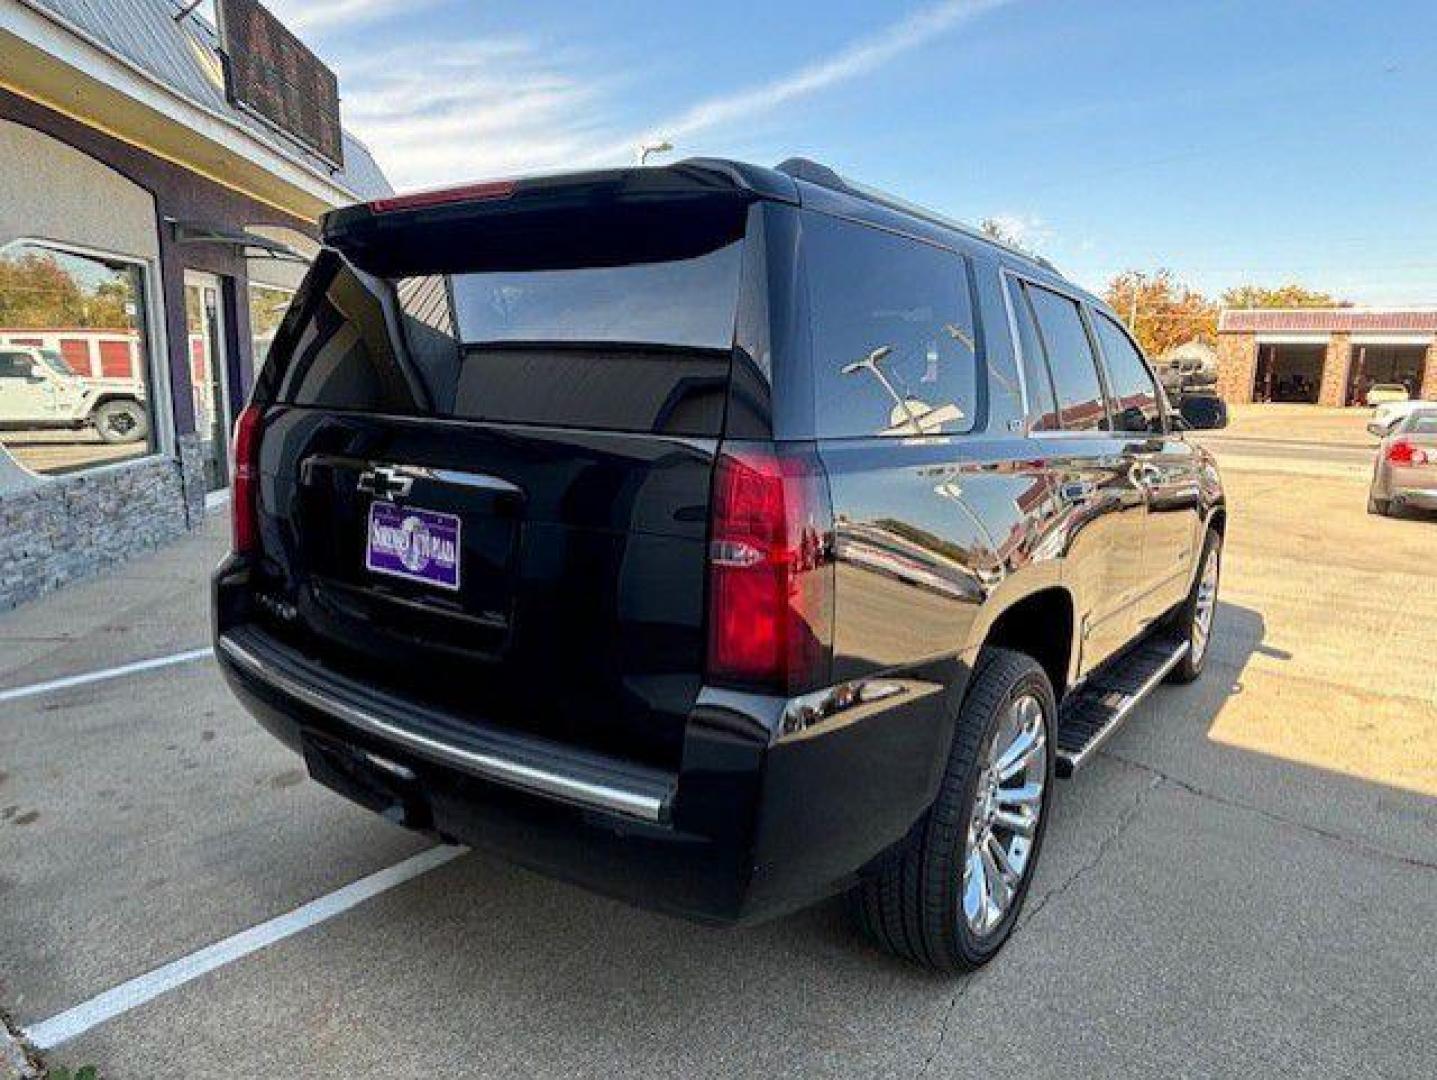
[1219,283,1347,309]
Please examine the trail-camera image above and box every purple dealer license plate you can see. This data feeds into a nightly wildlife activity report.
[365,501,462,591]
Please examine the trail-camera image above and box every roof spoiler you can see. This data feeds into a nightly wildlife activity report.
[322,159,798,244]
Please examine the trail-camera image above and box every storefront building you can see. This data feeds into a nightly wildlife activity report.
[0,0,391,608]
[1217,307,1437,407]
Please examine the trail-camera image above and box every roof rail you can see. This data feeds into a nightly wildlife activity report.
[774,157,1059,273]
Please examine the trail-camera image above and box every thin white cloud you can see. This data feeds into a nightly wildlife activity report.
[617,0,1012,153]
[984,212,1054,252]
[260,0,438,33]
[337,40,614,187]
[339,0,1012,188]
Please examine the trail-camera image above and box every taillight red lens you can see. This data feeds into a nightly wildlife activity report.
[369,179,516,213]
[231,404,263,555]
[706,444,834,694]
[1387,440,1427,466]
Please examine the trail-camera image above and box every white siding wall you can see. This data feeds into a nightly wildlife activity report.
[0,118,158,256]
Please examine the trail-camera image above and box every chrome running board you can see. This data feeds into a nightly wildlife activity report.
[1055,635,1189,777]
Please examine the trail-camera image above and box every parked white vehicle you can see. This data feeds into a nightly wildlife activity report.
[1365,382,1411,407]
[1369,398,1436,438]
[0,345,149,443]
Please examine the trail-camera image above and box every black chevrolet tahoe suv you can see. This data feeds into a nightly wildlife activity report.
[214,158,1226,972]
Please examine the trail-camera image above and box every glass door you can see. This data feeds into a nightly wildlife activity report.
[184,272,231,492]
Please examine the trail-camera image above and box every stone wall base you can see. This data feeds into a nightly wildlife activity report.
[0,436,207,611]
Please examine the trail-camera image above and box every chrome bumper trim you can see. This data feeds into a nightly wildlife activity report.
[217,634,666,823]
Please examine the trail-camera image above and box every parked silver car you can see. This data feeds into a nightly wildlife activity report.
[1369,407,1437,516]
[1368,399,1436,438]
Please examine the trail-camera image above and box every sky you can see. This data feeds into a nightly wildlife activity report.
[236,0,1437,306]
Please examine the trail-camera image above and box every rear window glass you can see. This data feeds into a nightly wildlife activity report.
[1404,412,1437,435]
[805,213,979,439]
[451,251,740,349]
[264,211,746,436]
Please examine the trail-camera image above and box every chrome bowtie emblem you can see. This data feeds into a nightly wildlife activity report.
[357,465,414,500]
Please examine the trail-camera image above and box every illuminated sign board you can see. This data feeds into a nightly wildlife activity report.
[217,0,344,168]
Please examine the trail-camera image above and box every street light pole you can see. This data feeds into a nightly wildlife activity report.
[637,139,673,165]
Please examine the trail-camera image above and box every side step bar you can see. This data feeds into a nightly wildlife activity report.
[1055,635,1189,777]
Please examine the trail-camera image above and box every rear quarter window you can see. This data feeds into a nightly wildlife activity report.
[804,213,980,439]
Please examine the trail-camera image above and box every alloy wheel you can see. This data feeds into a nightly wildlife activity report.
[1191,547,1220,665]
[962,692,1047,936]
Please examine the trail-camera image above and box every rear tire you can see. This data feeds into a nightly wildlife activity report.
[1165,527,1222,684]
[1367,494,1391,516]
[851,648,1055,973]
[93,399,149,444]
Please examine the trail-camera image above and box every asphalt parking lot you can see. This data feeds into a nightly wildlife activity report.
[2,412,1435,1078]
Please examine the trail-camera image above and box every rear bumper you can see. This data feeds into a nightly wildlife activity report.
[215,576,955,926]
[1392,487,1437,510]
[1375,463,1437,509]
[219,629,671,822]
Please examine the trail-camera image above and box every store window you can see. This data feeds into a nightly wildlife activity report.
[248,283,295,368]
[0,242,156,475]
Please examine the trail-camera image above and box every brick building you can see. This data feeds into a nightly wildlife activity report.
[1216,307,1437,406]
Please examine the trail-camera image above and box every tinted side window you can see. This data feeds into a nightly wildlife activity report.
[1006,279,1059,431]
[1025,284,1108,431]
[0,352,32,378]
[1093,312,1163,433]
[806,214,979,438]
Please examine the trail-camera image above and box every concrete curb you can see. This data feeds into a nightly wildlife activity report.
[1194,434,1376,452]
[0,1011,40,1079]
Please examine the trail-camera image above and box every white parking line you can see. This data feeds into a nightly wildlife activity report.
[26,844,467,1050]
[0,647,215,705]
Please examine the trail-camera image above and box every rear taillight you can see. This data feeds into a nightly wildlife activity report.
[231,404,263,555]
[706,443,834,694]
[1387,440,1429,466]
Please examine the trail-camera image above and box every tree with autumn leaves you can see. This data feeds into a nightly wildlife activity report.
[978,218,1344,359]
[1102,271,1217,359]
[1102,271,1344,358]
[0,249,135,331]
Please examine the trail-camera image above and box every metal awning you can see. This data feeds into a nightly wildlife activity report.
[166,220,310,262]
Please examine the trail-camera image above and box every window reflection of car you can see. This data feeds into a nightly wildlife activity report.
[836,517,983,601]
[0,346,149,444]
